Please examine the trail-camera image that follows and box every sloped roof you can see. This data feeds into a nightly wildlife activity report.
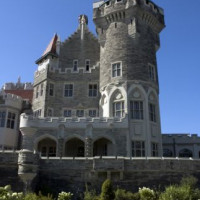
[42,34,58,56]
[35,34,58,64]
[4,90,33,102]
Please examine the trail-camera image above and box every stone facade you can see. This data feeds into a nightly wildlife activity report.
[1,0,200,195]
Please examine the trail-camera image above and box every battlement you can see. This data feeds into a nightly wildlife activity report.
[94,0,163,15]
[162,133,199,139]
[93,0,165,33]
[34,62,100,80]
[20,113,128,129]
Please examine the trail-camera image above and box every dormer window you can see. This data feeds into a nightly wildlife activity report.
[73,60,78,71]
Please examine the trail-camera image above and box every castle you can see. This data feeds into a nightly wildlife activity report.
[0,0,200,195]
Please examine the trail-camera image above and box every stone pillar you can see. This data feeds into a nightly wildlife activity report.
[18,150,39,193]
[85,137,93,157]
[20,127,37,151]
[57,138,64,157]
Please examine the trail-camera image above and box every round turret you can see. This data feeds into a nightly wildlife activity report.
[93,0,165,90]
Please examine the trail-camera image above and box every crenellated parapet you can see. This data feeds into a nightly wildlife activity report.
[20,113,128,129]
[93,0,165,34]
[0,92,22,110]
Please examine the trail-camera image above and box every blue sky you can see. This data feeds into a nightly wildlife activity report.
[0,0,199,134]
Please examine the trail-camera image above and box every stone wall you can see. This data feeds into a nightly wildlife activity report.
[1,152,200,196]
[0,151,24,192]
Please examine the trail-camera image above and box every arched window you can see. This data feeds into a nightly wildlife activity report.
[129,88,144,120]
[179,149,193,158]
[110,90,125,118]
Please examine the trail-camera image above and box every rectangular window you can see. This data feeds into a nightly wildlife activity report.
[152,143,158,157]
[0,111,6,127]
[76,110,84,117]
[149,64,156,81]
[149,103,156,122]
[64,110,72,117]
[34,109,41,117]
[85,60,90,71]
[40,83,44,96]
[132,141,145,157]
[89,110,97,117]
[36,86,39,98]
[130,101,143,119]
[6,112,16,129]
[64,84,73,97]
[49,83,54,96]
[89,84,97,97]
[47,109,53,117]
[113,101,125,117]
[112,62,121,77]
[73,60,78,71]
[48,146,56,157]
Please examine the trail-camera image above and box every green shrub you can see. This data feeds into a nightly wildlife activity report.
[139,187,156,200]
[100,179,115,200]
[159,185,191,200]
[57,192,73,200]
[84,189,99,200]
[115,188,139,200]
[0,185,24,200]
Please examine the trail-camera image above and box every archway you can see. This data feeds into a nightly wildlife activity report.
[93,138,113,156]
[38,138,57,157]
[163,149,173,157]
[65,138,85,157]
[179,149,193,158]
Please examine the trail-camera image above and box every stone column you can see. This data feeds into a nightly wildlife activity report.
[85,137,93,157]
[20,127,37,151]
[57,138,64,157]
[18,150,39,193]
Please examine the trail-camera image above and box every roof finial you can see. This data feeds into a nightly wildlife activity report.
[79,15,88,25]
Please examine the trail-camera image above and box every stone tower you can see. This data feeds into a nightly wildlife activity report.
[93,0,165,156]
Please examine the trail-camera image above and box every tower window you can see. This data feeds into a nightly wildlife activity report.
[47,108,53,117]
[76,110,84,117]
[64,110,72,117]
[132,141,145,157]
[36,86,39,99]
[113,101,124,117]
[73,60,78,71]
[152,143,158,157]
[115,23,117,28]
[85,60,90,71]
[40,83,44,96]
[64,84,73,97]
[0,111,6,127]
[148,64,156,81]
[49,83,54,96]
[6,112,16,129]
[112,62,122,77]
[34,109,41,117]
[130,101,143,120]
[149,103,156,122]
[89,84,97,97]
